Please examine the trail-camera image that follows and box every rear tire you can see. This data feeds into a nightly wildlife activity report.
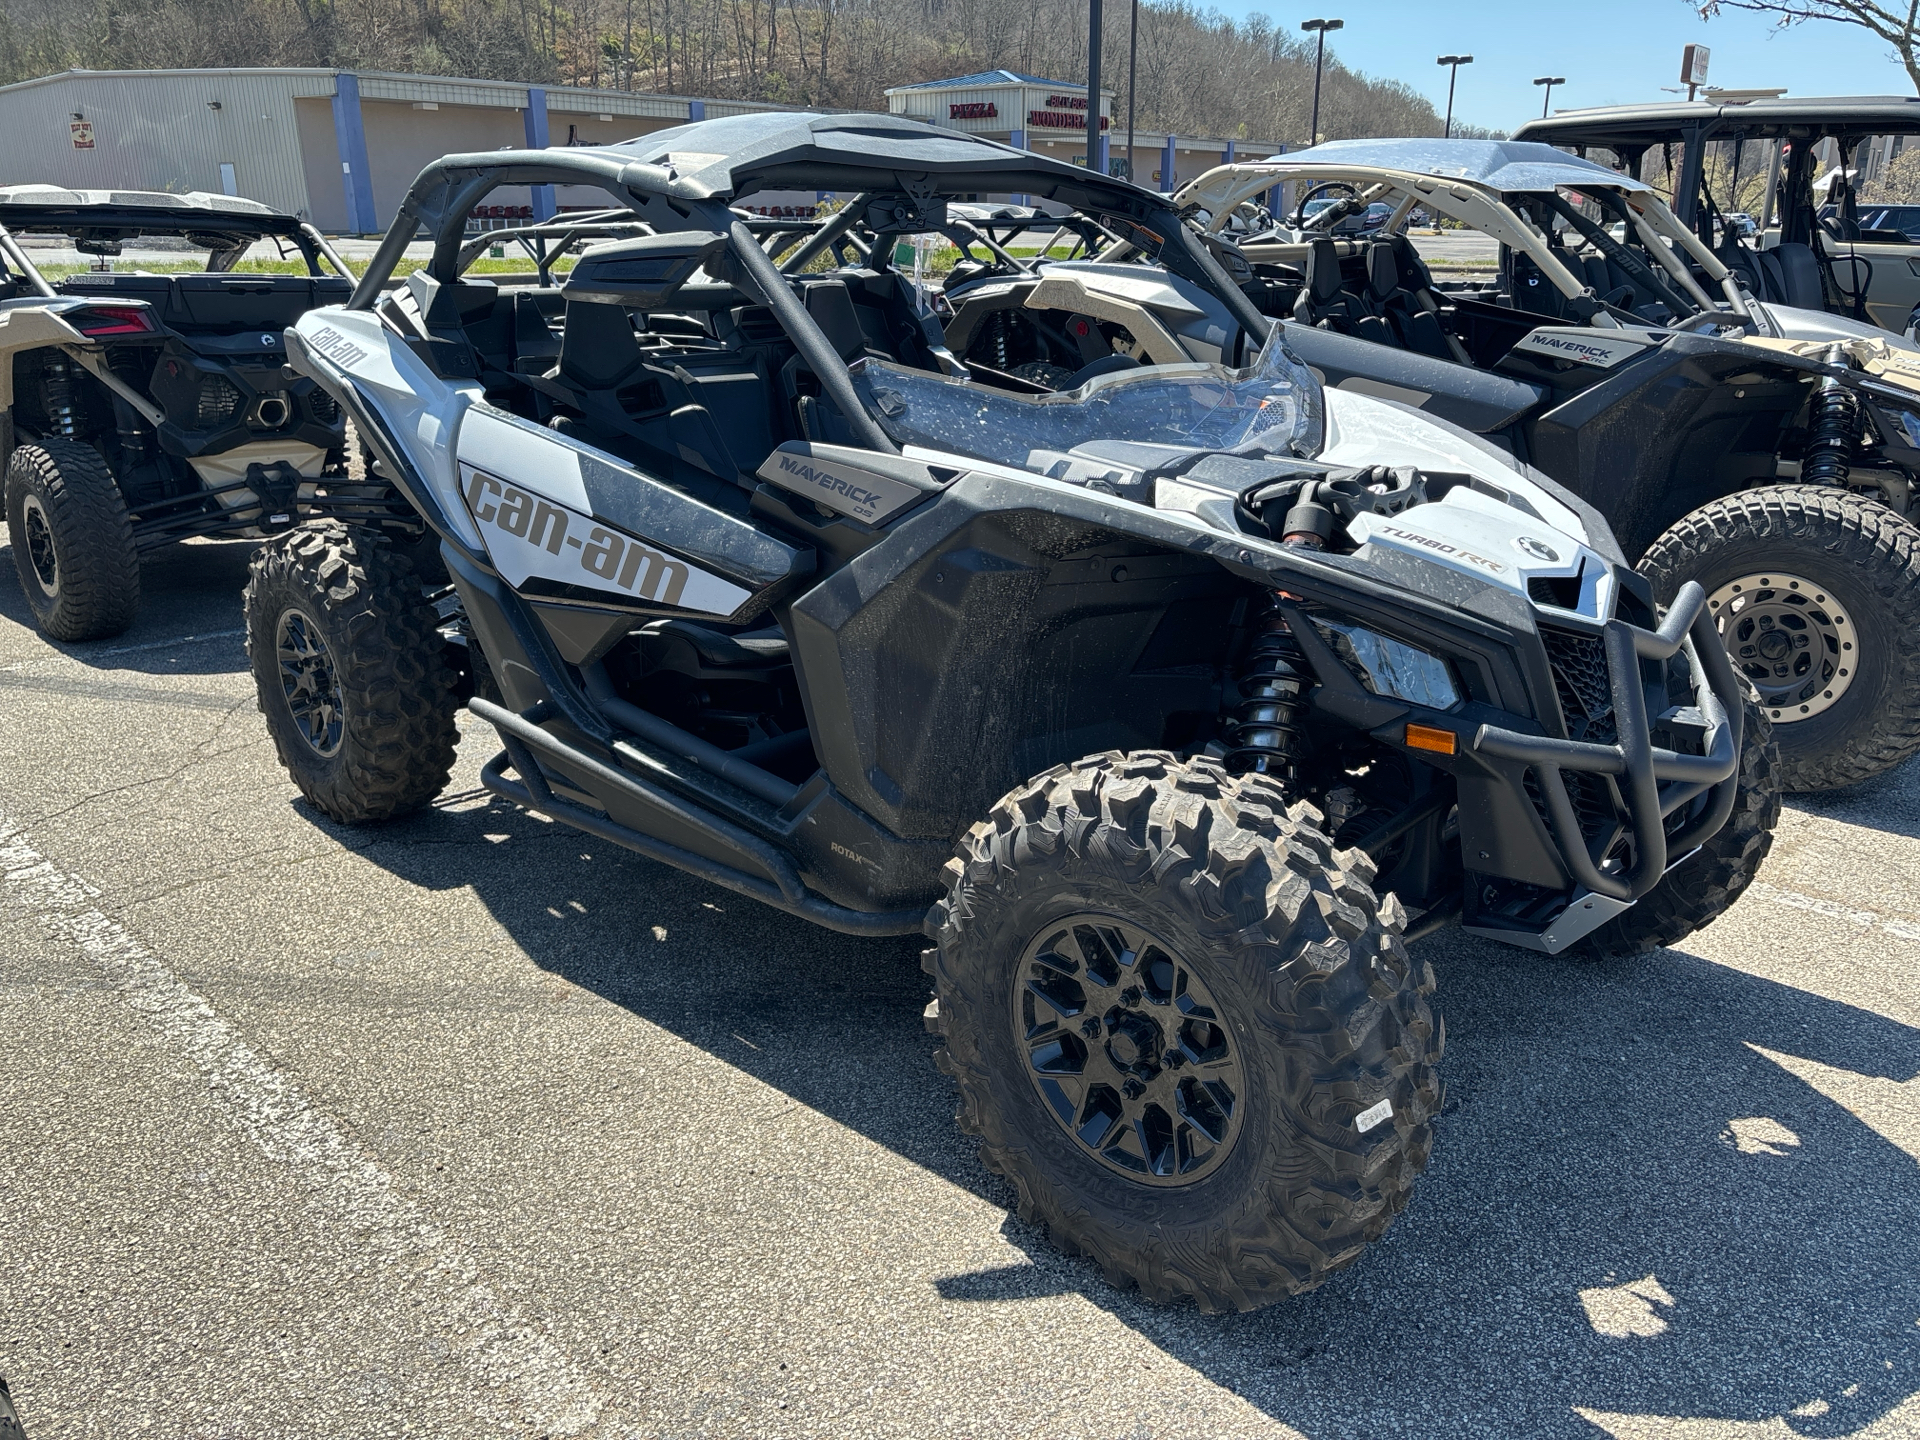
[1638,486,1920,792]
[1572,697,1780,958]
[928,751,1443,1312]
[4,439,139,641]
[245,521,459,823]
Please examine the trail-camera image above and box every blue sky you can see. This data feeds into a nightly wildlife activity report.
[1206,0,1918,133]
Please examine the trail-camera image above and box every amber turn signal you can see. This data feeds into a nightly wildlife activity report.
[1404,723,1457,755]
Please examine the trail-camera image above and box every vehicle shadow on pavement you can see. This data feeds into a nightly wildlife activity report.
[1787,753,1920,843]
[0,530,254,675]
[351,780,1920,1440]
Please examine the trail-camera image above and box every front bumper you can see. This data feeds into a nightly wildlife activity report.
[1471,581,1743,912]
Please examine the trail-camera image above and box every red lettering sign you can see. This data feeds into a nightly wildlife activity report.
[1044,95,1089,110]
[948,102,999,119]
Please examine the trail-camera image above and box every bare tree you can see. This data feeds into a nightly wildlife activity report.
[1696,0,1920,95]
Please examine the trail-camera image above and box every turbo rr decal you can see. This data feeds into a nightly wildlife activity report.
[460,463,751,616]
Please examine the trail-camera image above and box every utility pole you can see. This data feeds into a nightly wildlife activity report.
[1533,75,1564,119]
[1126,0,1139,183]
[1301,19,1342,147]
[1436,54,1472,139]
[1087,0,1104,173]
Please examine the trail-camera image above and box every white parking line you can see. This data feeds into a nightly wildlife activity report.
[1748,881,1920,944]
[0,813,607,1433]
[86,628,247,658]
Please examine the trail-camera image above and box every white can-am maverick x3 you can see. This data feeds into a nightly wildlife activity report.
[248,113,1777,1313]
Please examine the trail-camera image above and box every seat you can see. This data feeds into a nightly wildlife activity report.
[803,279,878,362]
[510,290,562,374]
[559,300,645,390]
[1292,238,1395,344]
[1365,238,1470,362]
[1719,240,1825,312]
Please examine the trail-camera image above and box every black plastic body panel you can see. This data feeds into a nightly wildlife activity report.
[1278,320,1546,434]
[1524,333,1809,560]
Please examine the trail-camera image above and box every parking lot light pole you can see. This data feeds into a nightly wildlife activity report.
[1088,0,1103,173]
[1302,18,1342,146]
[1534,75,1565,119]
[1437,54,1473,139]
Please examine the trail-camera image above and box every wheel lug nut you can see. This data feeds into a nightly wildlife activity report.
[1121,986,1142,1005]
[1081,1018,1101,1039]
[1122,1078,1145,1100]
[1164,1050,1182,1068]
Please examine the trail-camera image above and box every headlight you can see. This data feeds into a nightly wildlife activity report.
[1313,618,1461,710]
[1245,325,1324,457]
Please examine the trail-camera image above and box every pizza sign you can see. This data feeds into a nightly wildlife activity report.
[70,120,95,150]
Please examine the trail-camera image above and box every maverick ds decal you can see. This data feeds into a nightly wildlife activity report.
[460,463,750,617]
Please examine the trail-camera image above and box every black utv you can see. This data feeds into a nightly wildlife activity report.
[246,114,1777,1312]
[0,186,380,641]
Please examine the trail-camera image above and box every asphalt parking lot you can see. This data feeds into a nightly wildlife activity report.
[2,533,1918,1440]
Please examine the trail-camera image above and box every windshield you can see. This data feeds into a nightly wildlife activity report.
[852,325,1324,468]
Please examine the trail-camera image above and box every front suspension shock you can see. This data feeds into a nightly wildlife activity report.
[1224,595,1313,786]
[1802,351,1862,488]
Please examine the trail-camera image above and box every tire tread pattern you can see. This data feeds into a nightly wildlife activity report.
[1638,485,1920,791]
[927,750,1442,1313]
[1573,699,1781,958]
[244,521,458,823]
[4,439,139,641]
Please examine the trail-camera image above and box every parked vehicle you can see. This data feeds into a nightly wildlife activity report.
[942,138,1920,791]
[247,112,1775,1312]
[1518,96,1920,336]
[0,185,369,640]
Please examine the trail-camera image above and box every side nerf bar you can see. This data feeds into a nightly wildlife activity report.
[1470,582,1742,903]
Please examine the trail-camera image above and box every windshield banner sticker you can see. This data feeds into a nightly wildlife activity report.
[460,463,749,616]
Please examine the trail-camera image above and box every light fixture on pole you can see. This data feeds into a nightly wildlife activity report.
[1436,54,1473,139]
[1533,75,1565,119]
[1302,18,1343,147]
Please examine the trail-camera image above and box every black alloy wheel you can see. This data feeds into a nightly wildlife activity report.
[1014,916,1245,1185]
[275,607,345,758]
[20,493,58,595]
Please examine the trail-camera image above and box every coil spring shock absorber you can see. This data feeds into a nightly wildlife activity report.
[40,357,77,437]
[1223,485,1335,785]
[983,309,1010,371]
[1802,345,1862,488]
[1225,596,1314,783]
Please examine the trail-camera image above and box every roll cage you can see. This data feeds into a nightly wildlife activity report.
[0,193,351,297]
[1167,148,1752,330]
[345,113,1273,453]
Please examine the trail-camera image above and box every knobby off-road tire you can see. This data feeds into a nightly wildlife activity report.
[1573,697,1781,959]
[3,439,139,641]
[927,750,1443,1313]
[1638,486,1920,792]
[245,521,459,823]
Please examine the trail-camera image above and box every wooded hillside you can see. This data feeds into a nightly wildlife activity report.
[0,0,1495,143]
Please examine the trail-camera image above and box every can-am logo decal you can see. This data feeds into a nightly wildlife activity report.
[464,466,690,606]
[307,326,370,369]
[1513,536,1561,563]
[1373,523,1506,574]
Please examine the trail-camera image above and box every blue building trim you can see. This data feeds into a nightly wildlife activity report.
[1095,132,1109,177]
[1160,135,1176,193]
[524,86,555,220]
[1224,140,1236,163]
[330,72,377,234]
[688,99,706,121]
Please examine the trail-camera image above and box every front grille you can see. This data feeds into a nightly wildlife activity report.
[1541,625,1616,745]
[308,389,340,425]
[1524,766,1618,848]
